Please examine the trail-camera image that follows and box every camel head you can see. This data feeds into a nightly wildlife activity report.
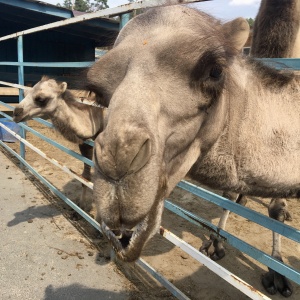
[13,76,68,123]
[88,6,250,262]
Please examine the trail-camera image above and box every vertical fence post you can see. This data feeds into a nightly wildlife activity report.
[17,36,26,159]
[119,13,130,30]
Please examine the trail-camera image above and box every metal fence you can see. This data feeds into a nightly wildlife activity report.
[0,1,299,300]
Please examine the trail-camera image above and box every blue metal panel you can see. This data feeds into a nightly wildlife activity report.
[0,0,73,19]
[120,13,131,30]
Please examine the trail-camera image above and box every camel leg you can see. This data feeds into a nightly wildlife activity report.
[71,143,93,220]
[262,198,293,297]
[200,193,246,261]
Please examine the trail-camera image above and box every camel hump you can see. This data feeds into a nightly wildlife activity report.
[222,17,250,54]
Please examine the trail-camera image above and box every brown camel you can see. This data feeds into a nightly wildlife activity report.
[201,1,300,296]
[251,0,300,57]
[13,76,105,214]
[87,6,300,279]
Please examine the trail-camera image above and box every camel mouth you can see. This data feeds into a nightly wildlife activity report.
[101,218,147,262]
[12,115,22,123]
[13,115,28,123]
[111,229,134,249]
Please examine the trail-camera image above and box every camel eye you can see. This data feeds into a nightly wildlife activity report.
[34,96,50,107]
[35,96,44,102]
[209,65,223,80]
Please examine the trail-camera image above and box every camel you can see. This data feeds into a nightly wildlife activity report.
[251,0,300,57]
[200,1,300,296]
[86,5,300,294]
[13,76,105,214]
[250,2,300,294]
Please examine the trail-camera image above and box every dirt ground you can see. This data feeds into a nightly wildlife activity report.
[3,119,300,300]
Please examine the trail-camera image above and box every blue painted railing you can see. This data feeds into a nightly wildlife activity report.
[1,99,299,287]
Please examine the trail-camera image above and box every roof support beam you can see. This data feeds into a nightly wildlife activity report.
[0,0,209,42]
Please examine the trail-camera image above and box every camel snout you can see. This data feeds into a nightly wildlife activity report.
[94,132,152,181]
[13,107,24,122]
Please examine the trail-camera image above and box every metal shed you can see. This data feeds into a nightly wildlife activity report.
[0,0,119,102]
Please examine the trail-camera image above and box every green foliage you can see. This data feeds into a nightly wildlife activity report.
[246,18,255,28]
[57,0,108,12]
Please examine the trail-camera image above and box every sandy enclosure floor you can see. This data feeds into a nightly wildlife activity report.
[3,119,300,300]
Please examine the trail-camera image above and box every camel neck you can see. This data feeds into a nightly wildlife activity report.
[52,97,104,144]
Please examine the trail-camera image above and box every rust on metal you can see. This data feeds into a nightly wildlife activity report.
[159,226,166,236]
[175,205,226,241]
[69,168,92,183]
[230,274,266,296]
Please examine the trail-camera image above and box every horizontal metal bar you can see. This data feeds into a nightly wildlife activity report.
[164,200,300,285]
[159,226,271,300]
[0,61,93,68]
[32,117,94,148]
[32,117,54,129]
[0,1,207,42]
[136,259,191,300]
[2,58,299,71]
[259,58,300,70]
[0,81,31,90]
[177,180,300,243]
[0,101,15,110]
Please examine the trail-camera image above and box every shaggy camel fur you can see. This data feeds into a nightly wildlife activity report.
[251,0,300,57]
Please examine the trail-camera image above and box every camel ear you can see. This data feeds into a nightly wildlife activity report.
[222,17,250,54]
[41,75,49,82]
[59,82,67,93]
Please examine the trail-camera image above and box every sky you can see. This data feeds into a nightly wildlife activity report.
[41,0,261,20]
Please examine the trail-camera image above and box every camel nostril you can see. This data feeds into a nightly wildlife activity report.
[94,134,152,181]
[128,138,152,175]
[13,107,24,117]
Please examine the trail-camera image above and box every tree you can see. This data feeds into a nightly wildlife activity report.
[246,18,255,28]
[57,0,108,12]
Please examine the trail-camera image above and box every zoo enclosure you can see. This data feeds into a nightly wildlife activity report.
[0,1,300,300]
